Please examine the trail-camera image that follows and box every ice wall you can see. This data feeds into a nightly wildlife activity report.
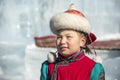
[0,0,120,44]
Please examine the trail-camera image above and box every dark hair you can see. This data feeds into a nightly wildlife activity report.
[84,45,93,53]
[79,32,93,54]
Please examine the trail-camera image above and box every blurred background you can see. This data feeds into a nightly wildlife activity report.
[0,0,120,80]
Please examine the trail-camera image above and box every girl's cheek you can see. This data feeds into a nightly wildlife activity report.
[56,39,60,45]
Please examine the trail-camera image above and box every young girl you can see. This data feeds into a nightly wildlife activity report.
[40,4,105,80]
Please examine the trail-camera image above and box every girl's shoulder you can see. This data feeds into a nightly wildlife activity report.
[41,60,49,67]
[90,63,105,80]
[42,60,49,64]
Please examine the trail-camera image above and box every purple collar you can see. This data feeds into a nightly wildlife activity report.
[57,49,84,61]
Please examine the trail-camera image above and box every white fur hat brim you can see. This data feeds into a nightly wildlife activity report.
[50,12,91,34]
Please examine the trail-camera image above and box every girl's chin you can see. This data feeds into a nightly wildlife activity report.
[63,55,71,59]
[60,53,71,58]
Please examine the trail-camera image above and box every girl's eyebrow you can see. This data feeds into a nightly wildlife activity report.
[65,33,74,36]
[57,33,72,36]
[65,33,71,35]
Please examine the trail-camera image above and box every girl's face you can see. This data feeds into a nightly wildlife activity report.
[56,30,86,58]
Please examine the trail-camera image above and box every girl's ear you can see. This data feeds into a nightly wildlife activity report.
[80,36,87,47]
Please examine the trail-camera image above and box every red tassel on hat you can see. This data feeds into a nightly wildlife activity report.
[89,32,97,44]
[88,32,97,55]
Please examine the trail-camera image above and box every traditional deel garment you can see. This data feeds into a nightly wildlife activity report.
[40,50,105,80]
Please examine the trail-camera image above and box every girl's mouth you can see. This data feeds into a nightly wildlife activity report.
[60,47,68,51]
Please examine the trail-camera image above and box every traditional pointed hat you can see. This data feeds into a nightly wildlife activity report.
[50,4,96,44]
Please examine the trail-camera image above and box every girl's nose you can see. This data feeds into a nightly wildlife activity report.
[60,37,66,44]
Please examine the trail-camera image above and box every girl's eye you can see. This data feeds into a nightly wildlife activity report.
[57,36,62,39]
[67,36,73,39]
